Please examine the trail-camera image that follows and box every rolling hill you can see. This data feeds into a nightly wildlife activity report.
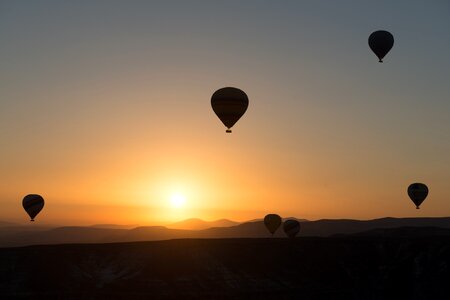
[167,218,240,230]
[1,217,450,247]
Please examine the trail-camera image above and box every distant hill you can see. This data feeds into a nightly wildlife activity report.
[167,218,240,230]
[0,221,18,227]
[90,224,138,229]
[1,235,449,298]
[1,217,450,247]
[0,223,55,234]
[347,226,450,238]
[198,216,450,239]
[299,217,450,236]
[246,217,309,223]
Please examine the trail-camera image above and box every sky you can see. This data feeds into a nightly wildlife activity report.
[0,0,449,225]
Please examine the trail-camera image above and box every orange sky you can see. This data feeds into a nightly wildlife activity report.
[1,1,449,225]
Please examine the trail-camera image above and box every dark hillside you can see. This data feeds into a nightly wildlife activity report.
[1,233,449,299]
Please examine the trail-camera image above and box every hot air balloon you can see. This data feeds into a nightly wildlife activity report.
[407,183,428,209]
[368,30,394,62]
[283,219,300,238]
[211,87,249,133]
[22,194,45,221]
[264,214,282,235]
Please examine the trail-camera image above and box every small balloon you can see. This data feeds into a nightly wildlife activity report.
[22,194,45,221]
[283,219,300,238]
[211,87,249,133]
[407,183,428,209]
[368,30,394,62]
[264,214,282,235]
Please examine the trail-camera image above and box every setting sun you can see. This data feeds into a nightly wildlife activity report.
[170,193,186,208]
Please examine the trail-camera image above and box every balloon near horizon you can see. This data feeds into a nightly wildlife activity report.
[22,194,45,222]
[283,219,301,238]
[264,214,282,236]
[408,183,429,209]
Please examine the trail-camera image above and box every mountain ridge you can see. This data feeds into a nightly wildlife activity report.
[1,216,450,247]
[167,218,240,230]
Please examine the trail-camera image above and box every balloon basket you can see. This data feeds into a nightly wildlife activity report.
[226,129,232,133]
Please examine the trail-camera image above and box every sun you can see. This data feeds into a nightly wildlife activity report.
[170,193,186,208]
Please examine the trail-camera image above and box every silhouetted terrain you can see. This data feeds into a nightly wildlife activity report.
[1,229,449,299]
[1,217,450,247]
[0,221,17,226]
[167,218,240,230]
[90,224,138,230]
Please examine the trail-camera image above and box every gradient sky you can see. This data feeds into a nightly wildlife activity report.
[1,0,449,225]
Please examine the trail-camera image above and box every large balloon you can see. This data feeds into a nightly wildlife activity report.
[407,183,428,209]
[368,30,394,62]
[283,219,300,238]
[264,214,282,235]
[211,87,249,133]
[22,194,45,221]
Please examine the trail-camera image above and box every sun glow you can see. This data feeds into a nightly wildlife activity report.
[170,193,186,208]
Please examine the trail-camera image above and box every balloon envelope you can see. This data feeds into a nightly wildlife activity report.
[283,219,300,238]
[368,30,394,62]
[211,87,249,133]
[407,183,428,209]
[22,194,45,221]
[264,214,282,235]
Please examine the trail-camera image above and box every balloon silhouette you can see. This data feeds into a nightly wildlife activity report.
[283,219,300,238]
[264,214,282,235]
[22,194,45,221]
[407,183,428,209]
[368,30,394,62]
[211,87,249,133]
